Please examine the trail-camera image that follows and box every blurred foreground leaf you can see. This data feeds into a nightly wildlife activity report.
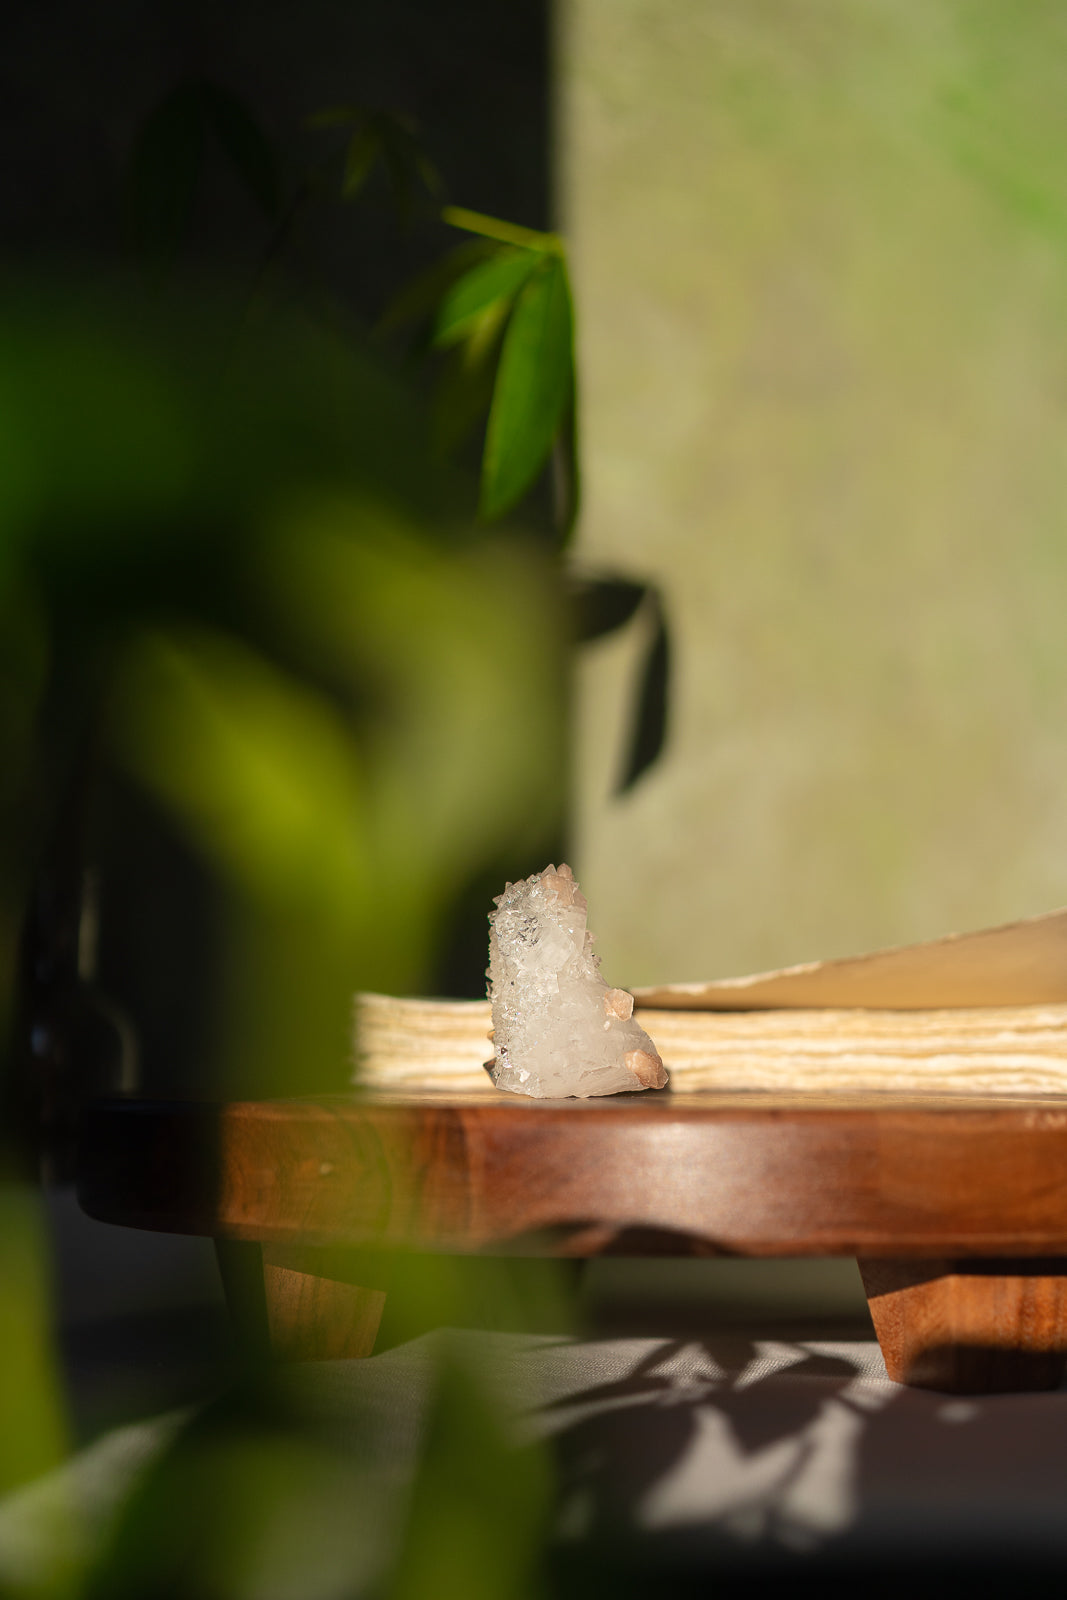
[108,625,376,1094]
[110,629,369,915]
[376,1252,577,1351]
[0,279,567,1600]
[255,508,564,897]
[86,1398,376,1600]
[0,1188,67,1499]
[389,1355,551,1600]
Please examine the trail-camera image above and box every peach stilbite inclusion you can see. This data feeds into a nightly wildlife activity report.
[486,863,667,1098]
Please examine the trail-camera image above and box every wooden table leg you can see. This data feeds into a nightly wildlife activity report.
[858,1258,1067,1393]
[215,1239,387,1363]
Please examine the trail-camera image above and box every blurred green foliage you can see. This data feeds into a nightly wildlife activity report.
[0,262,567,1590]
[387,1354,552,1600]
[0,1187,68,1500]
[79,1335,554,1600]
[2,282,564,1077]
[0,67,649,1599]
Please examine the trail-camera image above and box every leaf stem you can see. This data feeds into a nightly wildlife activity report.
[442,205,561,254]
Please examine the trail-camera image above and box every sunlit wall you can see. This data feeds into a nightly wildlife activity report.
[563,0,1067,983]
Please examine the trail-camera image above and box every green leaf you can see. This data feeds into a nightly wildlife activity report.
[433,249,542,349]
[379,113,443,199]
[0,1185,68,1495]
[431,306,508,457]
[388,1354,552,1600]
[375,240,498,338]
[199,81,281,218]
[128,83,206,277]
[308,106,440,219]
[374,114,440,222]
[480,256,574,519]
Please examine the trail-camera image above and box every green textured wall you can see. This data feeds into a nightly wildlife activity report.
[563,0,1067,984]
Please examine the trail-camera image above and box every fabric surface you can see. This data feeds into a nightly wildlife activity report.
[284,1332,1067,1561]
[5,1330,1067,1592]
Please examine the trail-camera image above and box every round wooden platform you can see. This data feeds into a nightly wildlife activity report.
[78,1088,1067,1258]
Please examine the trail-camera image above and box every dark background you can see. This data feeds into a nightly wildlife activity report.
[3,1,551,289]
[9,0,554,1095]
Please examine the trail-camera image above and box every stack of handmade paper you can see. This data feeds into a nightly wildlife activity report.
[355,871,1067,1098]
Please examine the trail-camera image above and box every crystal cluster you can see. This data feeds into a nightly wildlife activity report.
[487,863,667,1098]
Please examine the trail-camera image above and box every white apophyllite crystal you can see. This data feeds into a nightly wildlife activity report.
[486,863,668,1098]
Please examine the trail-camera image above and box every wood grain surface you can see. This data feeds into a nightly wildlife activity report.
[215,1237,388,1362]
[79,1089,1067,1258]
[858,1258,1067,1393]
[261,1244,387,1361]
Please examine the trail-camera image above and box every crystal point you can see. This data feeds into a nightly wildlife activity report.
[486,863,668,1098]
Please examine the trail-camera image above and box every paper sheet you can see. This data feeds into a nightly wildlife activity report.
[631,907,1067,1011]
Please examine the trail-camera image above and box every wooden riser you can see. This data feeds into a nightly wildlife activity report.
[84,1091,1067,1391]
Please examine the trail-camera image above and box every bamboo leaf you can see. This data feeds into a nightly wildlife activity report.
[480,256,574,518]
[431,303,509,456]
[378,113,442,196]
[433,249,542,349]
[376,115,440,221]
[376,240,497,338]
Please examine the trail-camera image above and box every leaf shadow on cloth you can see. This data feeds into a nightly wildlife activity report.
[534,1328,1067,1594]
[536,1336,883,1556]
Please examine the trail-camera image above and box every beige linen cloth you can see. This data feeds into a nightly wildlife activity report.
[5,1329,1067,1593]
